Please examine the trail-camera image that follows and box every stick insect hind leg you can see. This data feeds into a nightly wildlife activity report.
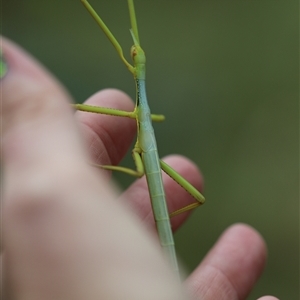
[160,160,205,217]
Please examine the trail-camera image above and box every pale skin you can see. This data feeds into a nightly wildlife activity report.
[1,37,278,300]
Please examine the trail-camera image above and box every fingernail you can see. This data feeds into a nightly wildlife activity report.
[0,50,8,79]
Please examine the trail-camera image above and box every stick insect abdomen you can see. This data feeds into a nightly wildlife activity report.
[137,79,178,272]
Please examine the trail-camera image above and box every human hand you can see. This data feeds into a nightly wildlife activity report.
[1,37,278,300]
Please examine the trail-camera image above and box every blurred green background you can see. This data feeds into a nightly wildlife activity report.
[3,0,298,298]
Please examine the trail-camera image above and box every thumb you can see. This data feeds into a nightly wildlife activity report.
[1,37,184,300]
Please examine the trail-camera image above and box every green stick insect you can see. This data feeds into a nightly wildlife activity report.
[75,0,205,274]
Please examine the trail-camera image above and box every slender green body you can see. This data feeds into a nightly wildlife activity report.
[77,0,205,276]
[136,79,178,272]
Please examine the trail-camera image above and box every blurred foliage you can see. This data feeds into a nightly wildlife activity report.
[3,0,298,298]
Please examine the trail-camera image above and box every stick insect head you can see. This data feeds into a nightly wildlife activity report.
[130,29,146,66]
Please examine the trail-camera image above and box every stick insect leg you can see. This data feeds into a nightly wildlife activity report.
[81,0,134,73]
[160,160,205,217]
[93,143,145,177]
[74,103,165,122]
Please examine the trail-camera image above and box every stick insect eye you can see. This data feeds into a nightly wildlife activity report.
[131,46,137,58]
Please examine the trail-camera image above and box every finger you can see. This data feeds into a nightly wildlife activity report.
[185,224,267,300]
[1,37,184,299]
[121,155,204,231]
[75,89,136,166]
[257,297,279,300]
